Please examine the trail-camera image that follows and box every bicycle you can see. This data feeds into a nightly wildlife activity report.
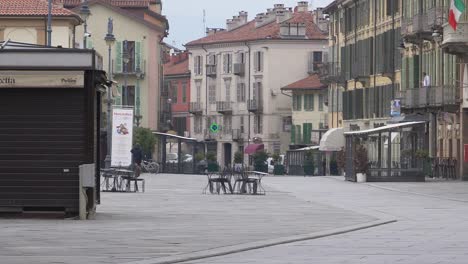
[141,160,159,174]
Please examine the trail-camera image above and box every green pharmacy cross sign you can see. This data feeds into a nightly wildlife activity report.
[210,122,220,133]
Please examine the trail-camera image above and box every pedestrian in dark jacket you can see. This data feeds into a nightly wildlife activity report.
[131,144,143,177]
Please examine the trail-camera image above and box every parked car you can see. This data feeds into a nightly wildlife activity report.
[167,153,178,163]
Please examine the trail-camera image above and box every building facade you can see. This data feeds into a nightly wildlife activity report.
[65,0,168,130]
[323,0,402,131]
[162,51,191,136]
[186,2,328,166]
[281,74,329,148]
[0,0,82,47]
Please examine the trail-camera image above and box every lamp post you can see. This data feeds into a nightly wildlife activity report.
[79,0,91,49]
[104,17,115,169]
[167,98,173,131]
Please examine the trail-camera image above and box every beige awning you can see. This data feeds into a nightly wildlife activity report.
[319,128,345,152]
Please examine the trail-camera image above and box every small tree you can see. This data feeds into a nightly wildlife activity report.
[253,151,268,172]
[206,152,217,163]
[234,151,244,164]
[133,127,157,159]
[304,150,315,176]
[337,149,346,171]
[194,152,205,162]
[354,144,369,174]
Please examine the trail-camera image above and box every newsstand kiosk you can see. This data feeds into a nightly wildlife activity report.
[0,41,109,219]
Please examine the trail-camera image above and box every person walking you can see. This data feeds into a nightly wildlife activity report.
[131,144,143,178]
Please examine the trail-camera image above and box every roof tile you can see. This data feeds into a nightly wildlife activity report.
[186,12,326,46]
[0,0,79,17]
[282,74,327,90]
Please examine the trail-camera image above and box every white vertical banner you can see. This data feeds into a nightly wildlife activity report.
[111,108,134,167]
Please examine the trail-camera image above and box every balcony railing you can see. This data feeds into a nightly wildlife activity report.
[247,99,263,113]
[402,13,432,42]
[216,101,233,114]
[427,6,447,30]
[206,64,217,77]
[113,59,146,79]
[204,129,217,141]
[317,62,344,83]
[401,86,459,109]
[233,63,245,76]
[189,102,203,115]
[442,21,468,54]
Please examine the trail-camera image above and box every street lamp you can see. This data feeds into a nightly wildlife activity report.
[122,40,130,106]
[104,17,115,169]
[79,0,91,49]
[167,98,173,130]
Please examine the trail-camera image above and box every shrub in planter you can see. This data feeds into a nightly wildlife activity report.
[253,151,268,173]
[273,165,285,175]
[303,150,315,176]
[206,152,219,172]
[354,144,369,174]
[337,149,346,174]
[133,127,157,159]
[330,159,339,175]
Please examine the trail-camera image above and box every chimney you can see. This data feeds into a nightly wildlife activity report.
[296,1,309,12]
[255,13,265,27]
[53,0,64,8]
[239,11,248,24]
[206,28,226,36]
[276,8,292,23]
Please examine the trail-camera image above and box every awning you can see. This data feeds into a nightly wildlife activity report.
[245,144,264,154]
[319,128,345,151]
[344,121,426,136]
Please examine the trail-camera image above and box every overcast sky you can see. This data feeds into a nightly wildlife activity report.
[163,0,334,49]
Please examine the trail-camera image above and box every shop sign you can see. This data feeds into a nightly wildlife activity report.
[0,71,84,88]
[111,108,134,167]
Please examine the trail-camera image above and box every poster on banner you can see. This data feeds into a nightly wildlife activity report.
[111,108,134,167]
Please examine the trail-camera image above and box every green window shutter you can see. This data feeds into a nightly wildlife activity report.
[136,41,141,71]
[87,38,93,49]
[136,80,141,115]
[116,41,122,73]
[303,124,309,144]
[291,125,296,144]
[408,57,414,89]
[116,85,122,105]
[401,57,407,90]
[413,55,420,88]
[299,95,303,111]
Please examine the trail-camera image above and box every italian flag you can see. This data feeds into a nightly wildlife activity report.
[449,0,466,30]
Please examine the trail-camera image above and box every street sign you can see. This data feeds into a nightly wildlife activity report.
[210,122,220,133]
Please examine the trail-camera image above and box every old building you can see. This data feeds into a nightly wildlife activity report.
[162,51,191,136]
[64,0,168,130]
[400,0,460,178]
[185,2,328,166]
[281,74,328,148]
[0,0,82,46]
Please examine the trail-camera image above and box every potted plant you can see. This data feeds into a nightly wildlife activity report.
[272,153,285,175]
[234,151,244,172]
[195,152,206,174]
[337,148,346,176]
[354,144,369,183]
[206,152,219,172]
[253,151,268,173]
[303,150,315,176]
[330,159,339,175]
[415,149,431,177]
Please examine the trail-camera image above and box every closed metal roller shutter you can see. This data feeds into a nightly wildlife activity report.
[0,88,85,212]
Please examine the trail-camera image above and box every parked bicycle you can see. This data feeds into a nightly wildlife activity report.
[141,160,159,174]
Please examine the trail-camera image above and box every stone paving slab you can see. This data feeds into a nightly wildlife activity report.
[183,177,468,264]
[0,174,375,264]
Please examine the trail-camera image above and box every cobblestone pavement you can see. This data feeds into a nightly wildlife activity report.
[185,177,468,264]
[0,174,375,264]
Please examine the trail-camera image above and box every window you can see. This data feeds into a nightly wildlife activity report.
[194,56,203,75]
[208,85,216,104]
[123,41,135,72]
[304,94,315,111]
[254,115,263,134]
[171,82,178,103]
[254,51,264,72]
[208,54,217,65]
[319,94,324,111]
[283,116,292,132]
[240,116,245,133]
[122,85,135,106]
[295,125,301,144]
[312,51,323,72]
[223,53,233,74]
[194,116,202,134]
[293,95,302,111]
[223,116,232,134]
[237,52,245,63]
[196,81,201,103]
[182,82,187,103]
[225,79,231,102]
[237,83,246,102]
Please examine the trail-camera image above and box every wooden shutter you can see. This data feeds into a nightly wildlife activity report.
[291,125,296,144]
[116,41,122,73]
[116,85,122,105]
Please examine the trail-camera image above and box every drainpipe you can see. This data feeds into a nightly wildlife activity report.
[47,0,52,46]
[391,0,395,99]
[373,0,377,119]
[202,45,208,154]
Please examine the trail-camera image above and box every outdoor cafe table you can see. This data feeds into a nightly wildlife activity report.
[101,168,134,192]
[243,171,267,195]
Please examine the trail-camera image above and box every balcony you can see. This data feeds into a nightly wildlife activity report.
[247,99,263,113]
[318,62,344,84]
[232,129,243,142]
[442,21,468,54]
[206,64,217,78]
[401,86,460,111]
[401,14,432,43]
[427,6,447,30]
[307,61,320,74]
[204,129,217,141]
[216,101,233,114]
[113,59,146,79]
[233,63,245,76]
[189,102,203,115]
